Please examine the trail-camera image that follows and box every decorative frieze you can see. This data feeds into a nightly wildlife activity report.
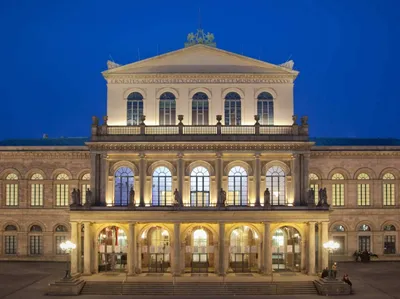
[0,151,89,159]
[311,151,400,157]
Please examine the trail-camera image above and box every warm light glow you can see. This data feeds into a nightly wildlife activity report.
[254,232,259,239]
[60,240,76,252]
[161,230,169,237]
[273,191,279,197]
[323,240,340,251]
[141,231,146,239]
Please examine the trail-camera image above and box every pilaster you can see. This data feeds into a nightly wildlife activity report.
[139,153,146,207]
[218,222,226,276]
[291,154,301,206]
[127,222,137,275]
[177,153,184,199]
[215,152,223,204]
[263,222,272,275]
[321,221,329,270]
[308,221,316,275]
[254,153,261,206]
[70,222,79,275]
[173,223,181,276]
[83,222,92,275]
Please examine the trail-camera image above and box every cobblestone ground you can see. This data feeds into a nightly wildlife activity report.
[0,261,399,299]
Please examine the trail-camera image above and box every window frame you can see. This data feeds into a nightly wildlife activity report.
[126,92,144,126]
[228,166,248,206]
[152,166,173,206]
[190,166,210,207]
[224,92,241,125]
[256,92,274,125]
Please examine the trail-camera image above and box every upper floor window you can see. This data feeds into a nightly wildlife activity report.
[127,92,144,126]
[5,173,19,206]
[190,166,210,207]
[152,167,172,206]
[224,92,241,125]
[228,166,248,206]
[308,173,319,205]
[80,173,91,205]
[266,166,286,205]
[114,167,134,206]
[257,92,274,125]
[56,173,69,207]
[30,173,44,207]
[159,92,176,125]
[192,92,209,125]
[383,173,395,206]
[357,173,370,206]
[332,173,345,206]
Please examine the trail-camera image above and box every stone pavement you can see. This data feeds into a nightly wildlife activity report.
[0,261,399,299]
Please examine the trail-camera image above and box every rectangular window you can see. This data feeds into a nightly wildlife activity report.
[383,183,395,206]
[384,235,396,254]
[56,184,69,206]
[6,184,18,206]
[5,235,17,254]
[357,184,370,206]
[332,184,344,206]
[31,184,43,206]
[56,236,67,255]
[359,236,371,252]
[81,184,90,205]
[30,236,42,255]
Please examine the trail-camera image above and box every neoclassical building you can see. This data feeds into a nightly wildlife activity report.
[0,31,399,277]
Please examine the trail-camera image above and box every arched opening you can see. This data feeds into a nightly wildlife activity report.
[229,226,259,272]
[97,226,128,272]
[272,226,301,272]
[184,227,214,273]
[141,226,171,273]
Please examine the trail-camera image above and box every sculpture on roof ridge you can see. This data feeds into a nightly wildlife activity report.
[279,60,294,70]
[107,60,121,70]
[185,28,216,48]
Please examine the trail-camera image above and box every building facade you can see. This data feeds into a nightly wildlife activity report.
[0,33,399,276]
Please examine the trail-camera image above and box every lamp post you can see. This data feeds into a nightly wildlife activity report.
[60,240,76,280]
[323,240,340,280]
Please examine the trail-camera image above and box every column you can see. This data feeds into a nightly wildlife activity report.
[321,221,329,270]
[263,222,272,275]
[83,222,92,275]
[173,223,181,276]
[177,153,184,200]
[127,223,137,275]
[139,153,146,207]
[100,153,109,206]
[137,241,142,273]
[215,152,223,204]
[254,153,261,206]
[90,153,100,204]
[291,154,301,206]
[301,153,310,204]
[70,222,79,275]
[308,221,316,274]
[218,223,226,275]
[301,237,306,272]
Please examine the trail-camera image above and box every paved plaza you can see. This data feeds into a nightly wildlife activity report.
[0,261,399,299]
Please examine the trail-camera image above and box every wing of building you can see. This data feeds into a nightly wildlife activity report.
[0,31,399,276]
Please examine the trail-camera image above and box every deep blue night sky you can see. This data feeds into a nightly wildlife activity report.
[1,0,399,140]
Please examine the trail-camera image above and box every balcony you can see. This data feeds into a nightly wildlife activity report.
[90,115,310,142]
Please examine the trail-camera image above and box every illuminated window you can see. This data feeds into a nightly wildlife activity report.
[230,226,251,262]
[56,173,69,207]
[29,225,43,255]
[55,225,68,255]
[192,92,209,125]
[257,92,274,125]
[159,92,176,125]
[114,167,133,206]
[152,167,172,206]
[30,173,43,206]
[5,173,19,206]
[357,173,370,206]
[127,92,144,126]
[333,225,345,232]
[266,166,286,205]
[224,92,241,125]
[358,224,371,231]
[80,173,91,205]
[332,173,345,206]
[4,225,17,255]
[308,173,319,204]
[383,173,395,206]
[190,166,210,206]
[228,166,248,206]
[193,229,208,262]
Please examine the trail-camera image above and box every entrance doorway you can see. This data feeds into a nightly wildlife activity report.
[149,253,168,273]
[191,229,209,273]
[229,226,259,273]
[97,226,128,273]
[272,226,301,272]
[142,227,171,273]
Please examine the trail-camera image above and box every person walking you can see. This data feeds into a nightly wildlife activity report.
[332,262,337,278]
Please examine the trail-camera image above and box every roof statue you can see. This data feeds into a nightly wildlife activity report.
[107,60,121,70]
[279,60,294,70]
[185,28,216,48]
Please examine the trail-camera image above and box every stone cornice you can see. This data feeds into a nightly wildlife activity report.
[0,151,90,159]
[105,73,295,84]
[311,151,400,157]
[87,142,313,152]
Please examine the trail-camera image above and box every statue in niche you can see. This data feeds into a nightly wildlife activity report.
[218,188,227,207]
[85,188,93,207]
[173,189,182,207]
[70,188,78,206]
[264,188,271,208]
[129,186,135,207]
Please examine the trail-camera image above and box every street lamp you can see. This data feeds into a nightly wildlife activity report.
[323,240,340,280]
[60,240,76,280]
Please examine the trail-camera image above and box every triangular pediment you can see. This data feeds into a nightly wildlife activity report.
[103,45,298,77]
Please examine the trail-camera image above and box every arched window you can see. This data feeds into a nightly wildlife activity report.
[383,173,395,206]
[159,92,176,125]
[332,173,345,206]
[152,167,172,206]
[257,92,274,125]
[230,226,253,263]
[5,173,18,206]
[80,173,91,205]
[192,92,209,125]
[333,225,345,232]
[4,225,17,255]
[193,228,208,262]
[357,173,370,206]
[55,225,68,255]
[55,173,69,207]
[114,167,134,206]
[149,227,170,262]
[308,173,319,204]
[358,224,371,231]
[383,224,396,254]
[29,225,43,255]
[228,166,248,206]
[224,92,241,125]
[266,166,286,205]
[30,173,44,206]
[127,92,144,126]
[190,166,210,207]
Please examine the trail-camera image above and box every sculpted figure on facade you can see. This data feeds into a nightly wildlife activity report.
[317,188,329,207]
[129,186,135,208]
[218,188,227,207]
[70,188,78,206]
[77,189,81,206]
[85,188,93,207]
[308,188,315,207]
[174,188,182,207]
[264,188,271,208]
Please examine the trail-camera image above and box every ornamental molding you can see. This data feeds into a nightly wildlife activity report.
[311,151,400,157]
[86,142,311,152]
[105,74,294,84]
[0,151,90,159]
